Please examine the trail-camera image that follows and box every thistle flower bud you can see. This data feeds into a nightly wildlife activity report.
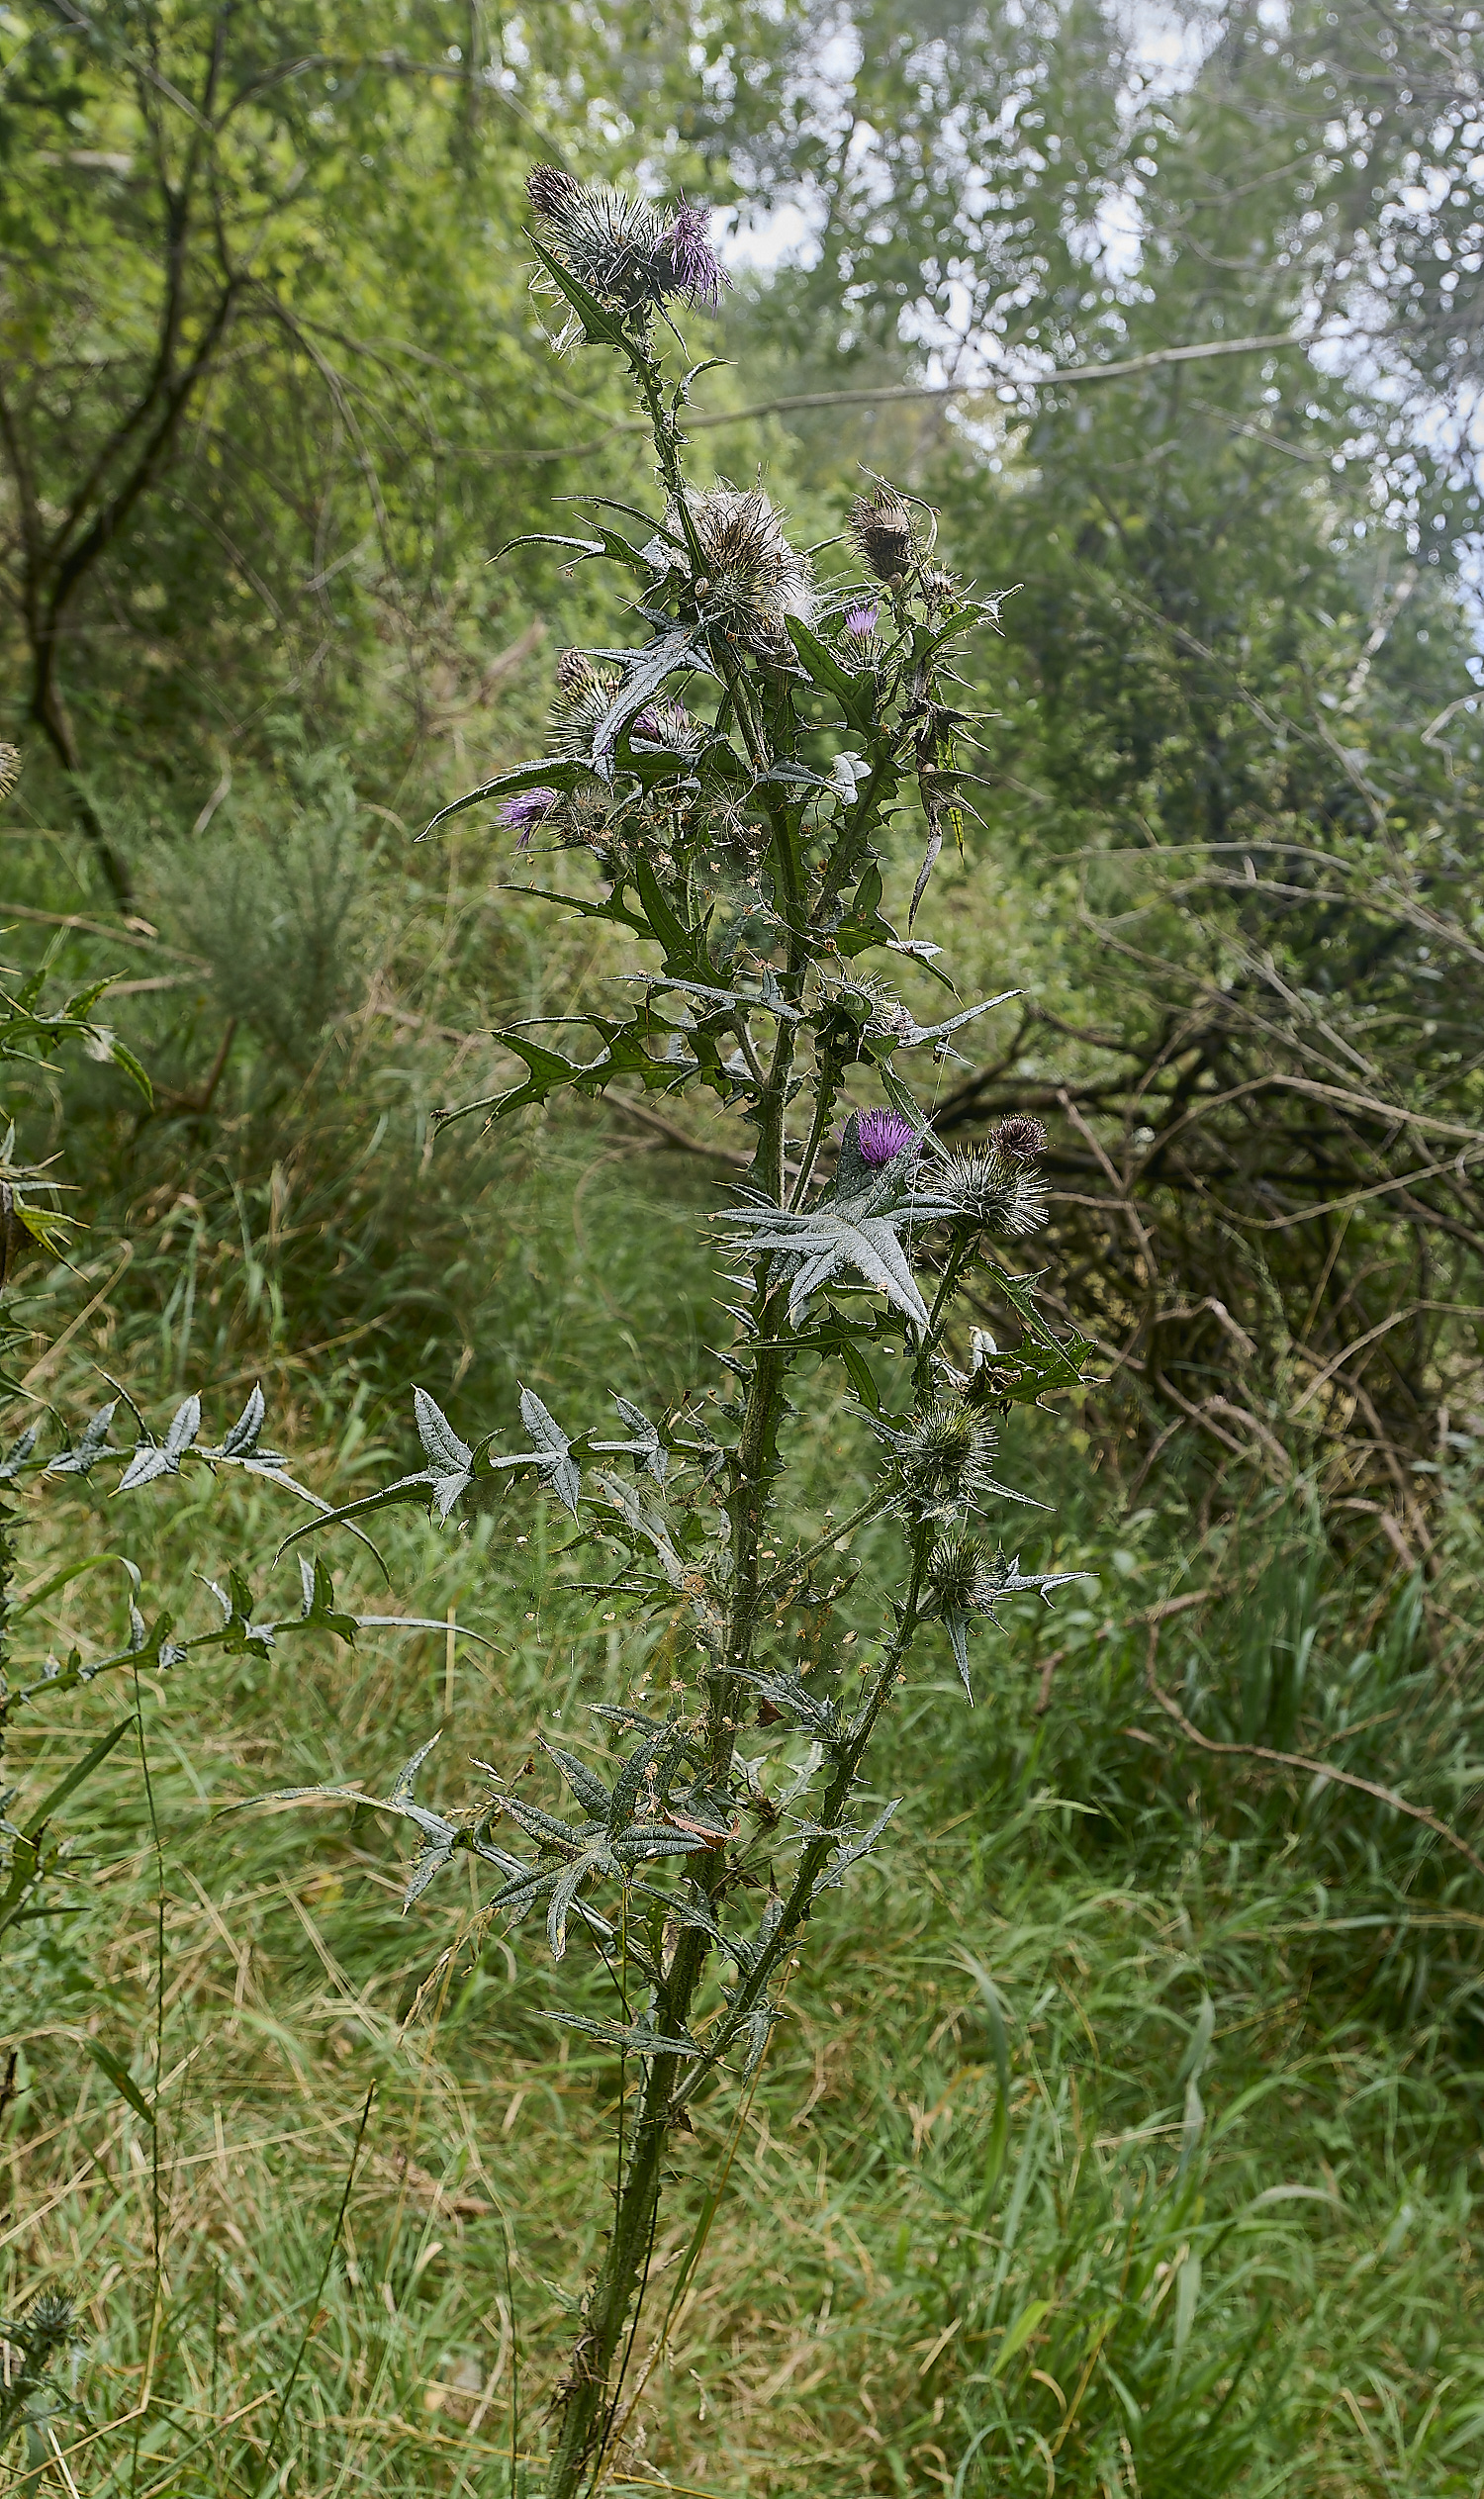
[556,647,599,696]
[849,485,916,584]
[893,1400,998,1515]
[993,1114,1048,1164]
[938,1142,1048,1239]
[548,655,620,757]
[926,1531,1009,1617]
[526,164,582,220]
[0,744,21,803]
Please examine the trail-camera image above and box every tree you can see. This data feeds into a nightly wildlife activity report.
[0,0,787,896]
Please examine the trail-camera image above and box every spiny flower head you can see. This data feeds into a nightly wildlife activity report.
[843,602,880,644]
[0,744,21,803]
[526,170,727,327]
[821,973,913,1046]
[926,1531,1008,1618]
[499,786,560,846]
[938,1141,1048,1238]
[549,652,619,756]
[850,484,916,584]
[856,1107,918,1166]
[631,698,702,750]
[649,486,814,651]
[892,1400,998,1515]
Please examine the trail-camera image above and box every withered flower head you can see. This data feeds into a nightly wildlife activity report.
[992,1114,1048,1164]
[849,484,916,584]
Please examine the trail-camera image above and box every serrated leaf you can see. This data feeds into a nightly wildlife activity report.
[413,1386,473,1473]
[164,1395,202,1459]
[540,2010,702,2058]
[0,1425,40,1480]
[784,612,872,721]
[220,1385,265,1458]
[543,1741,613,1823]
[116,1443,173,1492]
[518,1386,582,1512]
[46,1401,118,1476]
[419,755,593,843]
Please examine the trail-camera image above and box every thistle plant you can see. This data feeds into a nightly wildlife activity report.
[269,166,1093,2497]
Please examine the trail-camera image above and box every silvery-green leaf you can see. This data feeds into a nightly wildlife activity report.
[548,1852,608,1961]
[542,1741,613,1824]
[807,1799,901,1898]
[518,1386,582,1512]
[0,1424,41,1481]
[403,1830,457,1908]
[590,630,701,780]
[164,1395,202,1459]
[716,1198,931,1330]
[540,2009,702,2058]
[116,1442,173,1492]
[219,1385,266,1459]
[413,1386,473,1473]
[47,1403,117,1476]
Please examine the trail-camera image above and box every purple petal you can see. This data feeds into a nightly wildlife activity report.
[656,201,730,312]
[498,786,559,847]
[856,1108,920,1166]
[844,602,880,640]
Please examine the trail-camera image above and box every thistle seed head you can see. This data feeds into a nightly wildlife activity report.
[993,1113,1048,1164]
[896,1401,998,1514]
[0,744,21,803]
[939,1142,1048,1239]
[652,487,814,649]
[849,484,916,584]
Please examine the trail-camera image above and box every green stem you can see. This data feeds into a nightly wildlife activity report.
[546,1031,798,2499]
[676,1526,932,2098]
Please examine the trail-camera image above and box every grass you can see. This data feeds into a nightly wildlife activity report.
[6,1288,1484,2497]
[6,796,1484,2496]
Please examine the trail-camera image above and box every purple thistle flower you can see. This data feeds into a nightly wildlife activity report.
[498,786,559,847]
[654,200,730,312]
[856,1108,920,1166]
[843,602,880,641]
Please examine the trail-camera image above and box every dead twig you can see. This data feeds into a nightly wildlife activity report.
[1142,1617,1484,1882]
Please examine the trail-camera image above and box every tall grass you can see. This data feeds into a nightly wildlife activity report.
[5,1363,1484,2495]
